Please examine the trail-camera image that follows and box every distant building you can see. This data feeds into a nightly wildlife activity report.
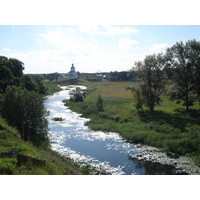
[68,63,78,80]
[57,75,66,81]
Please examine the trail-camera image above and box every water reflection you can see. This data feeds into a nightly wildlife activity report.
[44,86,195,175]
[128,156,178,175]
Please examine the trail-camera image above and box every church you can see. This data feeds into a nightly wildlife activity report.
[68,63,78,80]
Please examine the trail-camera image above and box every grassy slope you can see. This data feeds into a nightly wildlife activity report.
[0,81,106,175]
[0,117,107,175]
[64,80,200,166]
[43,81,62,95]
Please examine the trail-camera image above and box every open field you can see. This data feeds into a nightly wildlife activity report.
[63,80,200,166]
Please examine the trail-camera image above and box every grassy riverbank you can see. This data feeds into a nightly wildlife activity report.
[0,81,107,175]
[63,80,200,166]
[43,81,62,95]
[0,117,107,175]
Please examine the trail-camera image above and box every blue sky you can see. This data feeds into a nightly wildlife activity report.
[1,25,200,74]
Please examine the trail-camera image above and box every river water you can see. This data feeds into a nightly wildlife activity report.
[44,86,199,175]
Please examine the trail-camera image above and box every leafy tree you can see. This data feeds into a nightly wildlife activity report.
[165,40,200,110]
[0,66,14,92]
[0,56,25,92]
[69,87,85,102]
[126,86,143,111]
[1,86,49,147]
[8,58,24,77]
[135,54,166,111]
[96,95,104,112]
[23,75,40,92]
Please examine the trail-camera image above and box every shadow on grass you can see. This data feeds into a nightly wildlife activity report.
[138,109,200,132]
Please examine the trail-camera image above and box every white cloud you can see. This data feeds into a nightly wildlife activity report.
[77,25,139,35]
[40,31,66,45]
[119,38,138,49]
[2,26,142,73]
[150,43,169,53]
[4,46,145,74]
[1,48,10,52]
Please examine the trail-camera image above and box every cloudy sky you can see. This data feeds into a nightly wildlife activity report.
[1,25,200,74]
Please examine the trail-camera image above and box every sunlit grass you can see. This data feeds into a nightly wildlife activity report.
[64,80,200,165]
[0,117,105,174]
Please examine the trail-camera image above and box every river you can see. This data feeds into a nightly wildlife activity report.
[44,85,200,175]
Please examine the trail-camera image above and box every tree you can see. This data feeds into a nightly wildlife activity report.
[69,87,85,102]
[0,66,14,92]
[23,75,40,92]
[126,86,143,111]
[1,86,49,147]
[96,95,104,112]
[0,56,25,92]
[135,54,166,111]
[8,58,24,77]
[165,40,200,110]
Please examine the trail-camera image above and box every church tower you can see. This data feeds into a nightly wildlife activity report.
[71,63,75,72]
[68,63,78,80]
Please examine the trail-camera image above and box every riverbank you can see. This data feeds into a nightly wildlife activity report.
[63,80,200,170]
[0,81,108,175]
[0,116,108,175]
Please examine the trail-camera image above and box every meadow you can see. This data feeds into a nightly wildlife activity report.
[64,79,200,166]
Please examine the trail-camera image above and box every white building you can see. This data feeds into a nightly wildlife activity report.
[68,63,78,80]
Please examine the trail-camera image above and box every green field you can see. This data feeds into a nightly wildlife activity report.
[64,80,200,166]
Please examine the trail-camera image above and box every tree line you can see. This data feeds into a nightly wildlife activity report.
[0,56,49,147]
[128,39,200,111]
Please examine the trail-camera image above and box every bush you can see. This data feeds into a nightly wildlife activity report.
[52,117,64,121]
[96,95,104,112]
[0,158,17,175]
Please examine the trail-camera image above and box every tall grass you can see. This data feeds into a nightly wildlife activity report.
[64,80,200,165]
[0,117,106,174]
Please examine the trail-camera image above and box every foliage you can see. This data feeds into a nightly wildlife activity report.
[1,86,49,147]
[134,54,166,111]
[43,81,62,95]
[126,86,143,111]
[165,39,200,110]
[52,117,64,121]
[0,158,17,175]
[69,87,85,103]
[0,56,24,92]
[96,95,104,112]
[43,72,60,82]
[64,81,200,165]
[0,118,103,175]
[109,71,135,81]
[0,56,47,95]
[22,75,47,94]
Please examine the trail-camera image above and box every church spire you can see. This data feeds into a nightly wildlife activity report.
[71,63,75,72]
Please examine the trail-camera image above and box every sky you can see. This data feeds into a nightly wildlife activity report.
[1,25,200,74]
[0,0,199,196]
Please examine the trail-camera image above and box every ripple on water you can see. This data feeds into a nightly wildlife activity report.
[46,85,200,175]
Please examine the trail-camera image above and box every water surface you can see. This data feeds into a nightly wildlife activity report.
[45,86,196,175]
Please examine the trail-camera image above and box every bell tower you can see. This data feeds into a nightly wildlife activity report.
[71,63,75,72]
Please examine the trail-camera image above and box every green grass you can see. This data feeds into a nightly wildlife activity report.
[0,117,107,175]
[43,81,62,95]
[63,80,200,166]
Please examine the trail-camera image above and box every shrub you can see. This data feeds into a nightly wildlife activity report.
[0,158,17,175]
[96,95,104,112]
[52,117,64,121]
